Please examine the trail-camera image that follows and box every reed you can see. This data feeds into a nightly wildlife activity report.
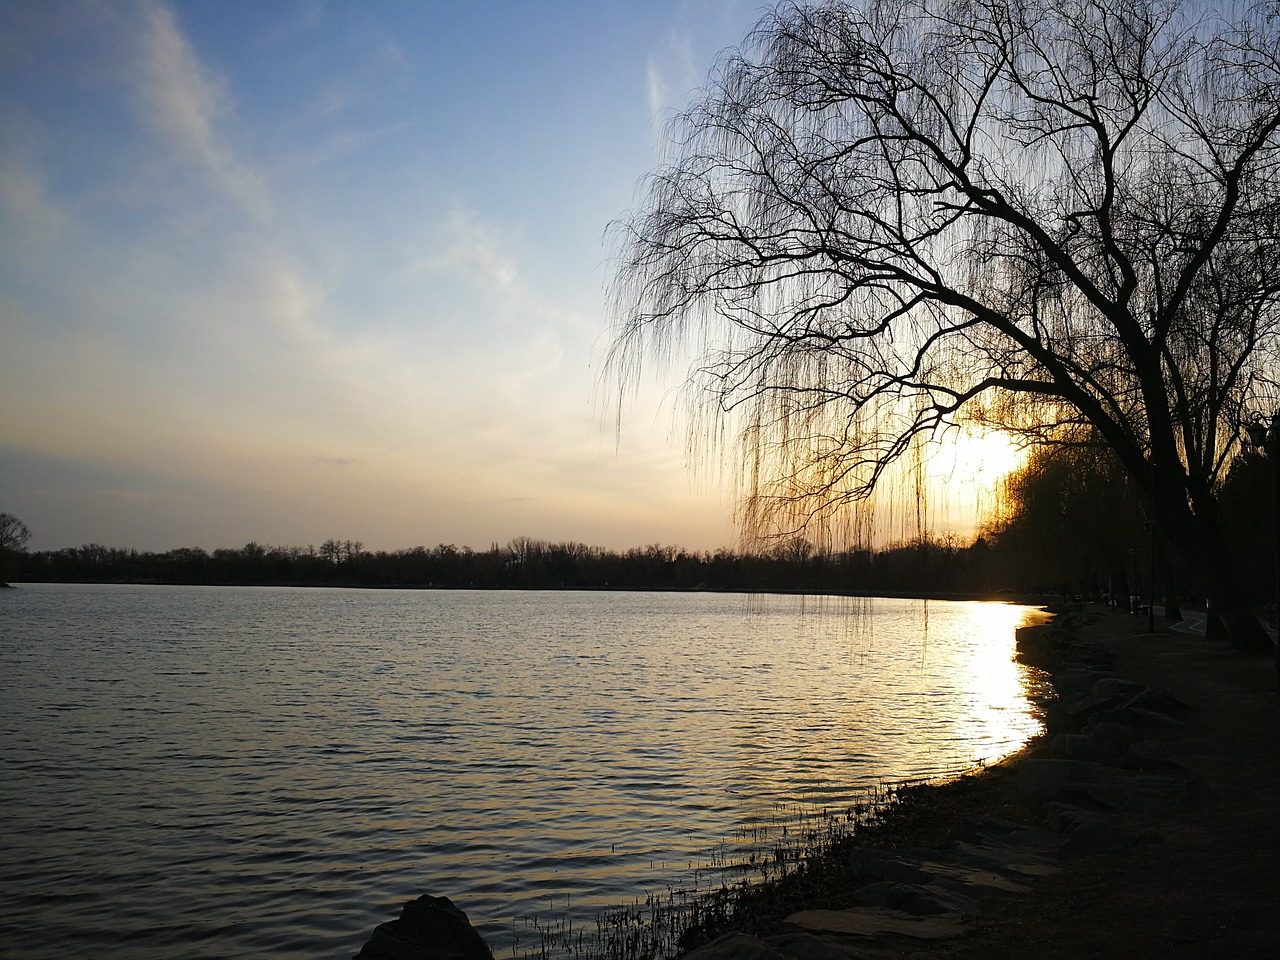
[507,776,948,960]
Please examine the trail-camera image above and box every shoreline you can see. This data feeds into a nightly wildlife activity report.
[356,606,1062,960]
[357,603,1278,959]
[668,604,1280,959]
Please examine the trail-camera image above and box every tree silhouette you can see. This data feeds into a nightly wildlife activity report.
[0,513,31,554]
[610,0,1280,647]
[984,437,1146,596]
[0,513,33,584]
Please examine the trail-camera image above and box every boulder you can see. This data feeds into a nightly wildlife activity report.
[1120,686,1187,717]
[759,931,864,960]
[680,932,788,959]
[1086,721,1141,757]
[850,881,977,916]
[1016,759,1187,811]
[786,907,968,939]
[1090,705,1186,729]
[1040,802,1135,858]
[1015,624,1073,667]
[355,895,494,960]
[1090,677,1147,700]
[1041,702,1084,736]
[1041,801,1109,835]
[951,818,1064,855]
[1060,821,1136,859]
[1050,722,1139,762]
[847,845,1032,896]
[1049,733,1094,761]
[1127,739,1185,764]
[847,846,935,885]
[1050,667,1119,698]
[1058,690,1133,725]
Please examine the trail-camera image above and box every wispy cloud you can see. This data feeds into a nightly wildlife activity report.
[0,152,73,283]
[645,31,697,124]
[132,1,268,216]
[416,208,520,291]
[645,1,756,140]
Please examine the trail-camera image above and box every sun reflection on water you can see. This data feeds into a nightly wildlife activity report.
[1,585,1051,960]
[948,602,1051,763]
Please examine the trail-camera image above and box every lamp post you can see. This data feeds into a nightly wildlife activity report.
[1147,519,1156,634]
[1241,410,1280,691]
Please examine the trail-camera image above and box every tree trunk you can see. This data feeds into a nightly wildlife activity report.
[1200,526,1273,654]
[1157,535,1182,622]
[1156,482,1272,654]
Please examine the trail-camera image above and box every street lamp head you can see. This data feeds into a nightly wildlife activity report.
[1244,416,1270,450]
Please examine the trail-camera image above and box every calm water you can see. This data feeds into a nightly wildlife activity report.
[0,584,1045,959]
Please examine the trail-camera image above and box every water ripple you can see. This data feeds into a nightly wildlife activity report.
[0,585,1044,959]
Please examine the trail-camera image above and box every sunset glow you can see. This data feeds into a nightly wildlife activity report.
[890,427,1026,543]
[0,1,753,552]
[1,2,1026,555]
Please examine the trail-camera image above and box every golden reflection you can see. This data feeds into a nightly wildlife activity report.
[949,603,1051,765]
[719,594,1050,827]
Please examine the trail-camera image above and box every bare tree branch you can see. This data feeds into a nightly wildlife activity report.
[608,0,1280,641]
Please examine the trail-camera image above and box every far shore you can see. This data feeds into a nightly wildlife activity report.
[3,578,1066,605]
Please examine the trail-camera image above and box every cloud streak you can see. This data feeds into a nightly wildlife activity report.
[132,1,269,217]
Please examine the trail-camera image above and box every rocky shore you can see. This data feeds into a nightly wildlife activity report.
[357,606,1280,959]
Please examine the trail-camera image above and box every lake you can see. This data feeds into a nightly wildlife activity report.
[0,584,1046,959]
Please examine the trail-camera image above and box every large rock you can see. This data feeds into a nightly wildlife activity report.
[680,932,788,959]
[1041,802,1136,858]
[1015,624,1073,667]
[355,895,494,960]
[1016,758,1187,811]
[1050,667,1119,698]
[1050,721,1139,762]
[758,931,865,960]
[847,845,1033,895]
[1090,677,1147,700]
[850,880,977,916]
[786,907,968,939]
[847,846,934,885]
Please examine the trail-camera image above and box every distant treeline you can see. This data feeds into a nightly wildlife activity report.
[7,442,1274,603]
[15,535,1029,598]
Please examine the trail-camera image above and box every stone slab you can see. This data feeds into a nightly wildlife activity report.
[787,907,967,939]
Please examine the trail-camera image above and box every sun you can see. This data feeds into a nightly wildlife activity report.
[947,429,1026,482]
[905,428,1026,539]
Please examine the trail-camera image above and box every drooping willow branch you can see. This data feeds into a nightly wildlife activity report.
[608,0,1280,562]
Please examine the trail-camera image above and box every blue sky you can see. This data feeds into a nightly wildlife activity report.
[1,0,771,552]
[1,0,1011,553]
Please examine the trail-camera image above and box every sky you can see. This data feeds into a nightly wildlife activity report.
[0,0,1014,554]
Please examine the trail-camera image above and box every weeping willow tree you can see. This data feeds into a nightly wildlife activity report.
[609,0,1280,648]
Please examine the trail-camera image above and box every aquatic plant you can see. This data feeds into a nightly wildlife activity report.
[506,775,954,960]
